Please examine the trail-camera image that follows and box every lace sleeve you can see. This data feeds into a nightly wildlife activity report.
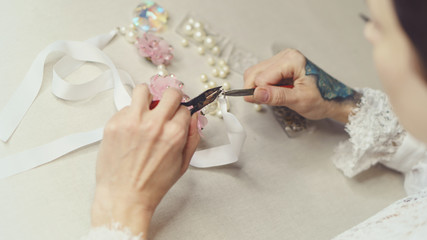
[333,188,427,239]
[332,88,406,178]
[81,223,143,240]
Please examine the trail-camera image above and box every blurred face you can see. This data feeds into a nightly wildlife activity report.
[365,0,427,143]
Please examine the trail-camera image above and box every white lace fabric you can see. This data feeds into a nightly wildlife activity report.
[333,88,427,195]
[332,88,406,178]
[333,188,427,240]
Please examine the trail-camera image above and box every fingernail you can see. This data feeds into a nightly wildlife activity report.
[255,88,269,103]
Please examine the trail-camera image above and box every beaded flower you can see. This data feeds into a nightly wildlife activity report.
[136,32,174,66]
[148,74,208,133]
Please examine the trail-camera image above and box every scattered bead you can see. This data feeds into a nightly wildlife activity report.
[129,23,136,30]
[193,21,204,30]
[183,24,193,35]
[212,46,220,55]
[207,56,215,66]
[216,110,223,119]
[222,65,230,73]
[119,26,127,35]
[193,30,206,42]
[218,59,227,66]
[254,104,262,112]
[187,18,195,25]
[219,70,227,78]
[222,81,231,90]
[212,68,219,77]
[197,46,205,55]
[208,81,217,88]
[181,38,189,47]
[125,30,137,43]
[203,84,209,90]
[200,74,208,83]
[204,36,215,49]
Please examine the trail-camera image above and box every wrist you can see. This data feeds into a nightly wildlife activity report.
[91,186,154,237]
[328,101,357,124]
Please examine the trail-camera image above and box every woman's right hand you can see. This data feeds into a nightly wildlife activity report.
[243,49,358,123]
[91,85,200,236]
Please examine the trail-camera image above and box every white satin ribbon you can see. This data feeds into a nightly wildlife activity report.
[0,30,246,179]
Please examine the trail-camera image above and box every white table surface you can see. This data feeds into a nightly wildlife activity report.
[0,0,406,239]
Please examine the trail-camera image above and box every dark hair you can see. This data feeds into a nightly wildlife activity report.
[393,0,427,76]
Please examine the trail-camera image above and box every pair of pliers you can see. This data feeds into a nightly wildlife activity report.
[149,86,223,115]
[149,84,294,115]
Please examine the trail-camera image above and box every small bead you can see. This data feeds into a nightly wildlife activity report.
[204,36,215,49]
[197,46,205,55]
[125,30,137,43]
[203,84,209,90]
[208,81,217,88]
[129,23,136,30]
[216,110,223,119]
[157,64,166,71]
[183,24,193,35]
[193,21,204,30]
[254,104,262,112]
[207,57,215,66]
[219,70,227,79]
[222,65,230,73]
[222,81,231,90]
[212,46,220,55]
[200,74,208,83]
[212,68,219,77]
[119,26,126,35]
[193,30,206,42]
[158,70,168,76]
[187,17,195,25]
[218,59,227,66]
[181,38,189,47]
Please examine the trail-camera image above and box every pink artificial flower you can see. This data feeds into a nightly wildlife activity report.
[148,74,208,133]
[136,32,174,66]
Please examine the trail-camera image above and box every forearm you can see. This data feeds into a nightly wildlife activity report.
[304,58,361,124]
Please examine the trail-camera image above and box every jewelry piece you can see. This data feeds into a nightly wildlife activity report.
[133,1,169,32]
[136,32,174,66]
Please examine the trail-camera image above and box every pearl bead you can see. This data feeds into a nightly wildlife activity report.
[119,26,126,35]
[216,110,223,119]
[254,104,262,112]
[129,23,136,30]
[222,65,230,73]
[207,56,215,66]
[197,46,205,55]
[158,70,167,76]
[204,36,216,48]
[218,59,227,66]
[193,21,204,30]
[183,24,193,35]
[200,74,208,83]
[157,64,166,71]
[222,81,231,90]
[208,81,217,88]
[203,84,209,90]
[181,38,189,47]
[187,17,195,25]
[212,46,220,55]
[193,30,206,42]
[125,30,137,43]
[212,68,219,77]
[219,70,227,79]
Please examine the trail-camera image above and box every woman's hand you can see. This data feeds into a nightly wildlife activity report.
[244,49,359,123]
[91,84,200,236]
